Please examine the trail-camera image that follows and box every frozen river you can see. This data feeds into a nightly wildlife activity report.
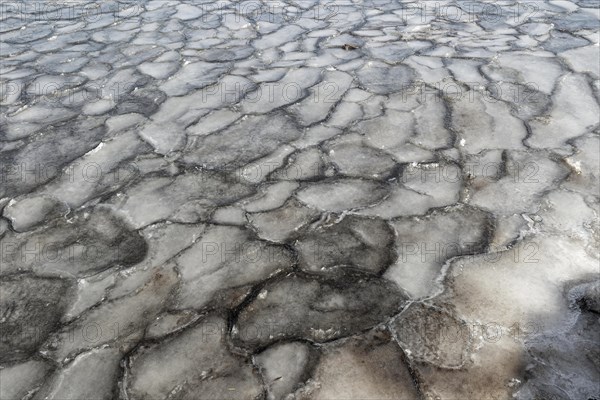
[1,0,599,399]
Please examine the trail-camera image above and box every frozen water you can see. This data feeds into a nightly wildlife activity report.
[248,199,320,242]
[0,277,72,362]
[356,63,416,94]
[33,348,121,400]
[183,113,302,169]
[254,342,313,400]
[1,0,599,398]
[527,73,599,149]
[174,224,293,309]
[294,214,395,275]
[1,207,147,277]
[390,302,473,369]
[296,179,389,211]
[232,272,408,350]
[0,360,51,399]
[384,206,491,298]
[42,266,179,362]
[302,328,420,399]
[126,315,262,400]
[3,195,69,232]
[450,90,528,154]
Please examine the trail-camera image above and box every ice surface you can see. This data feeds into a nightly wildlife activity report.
[3,195,69,232]
[2,0,599,397]
[295,179,389,211]
[34,348,121,400]
[145,310,200,340]
[384,206,491,298]
[240,68,321,114]
[1,207,147,277]
[450,90,528,154]
[295,214,395,275]
[108,171,254,228]
[527,73,599,149]
[441,235,598,329]
[232,272,408,350]
[302,328,420,399]
[184,113,302,169]
[357,162,462,218]
[174,224,293,309]
[0,360,51,399]
[516,279,600,400]
[0,277,71,362]
[248,199,320,242]
[356,63,416,94]
[469,151,569,215]
[391,302,473,369]
[563,134,600,196]
[42,266,178,362]
[159,61,230,96]
[126,315,262,400]
[254,342,313,400]
[325,139,398,179]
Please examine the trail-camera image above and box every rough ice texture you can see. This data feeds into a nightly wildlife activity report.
[294,215,395,275]
[1,0,599,398]
[299,328,420,399]
[232,273,408,351]
[126,315,263,400]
